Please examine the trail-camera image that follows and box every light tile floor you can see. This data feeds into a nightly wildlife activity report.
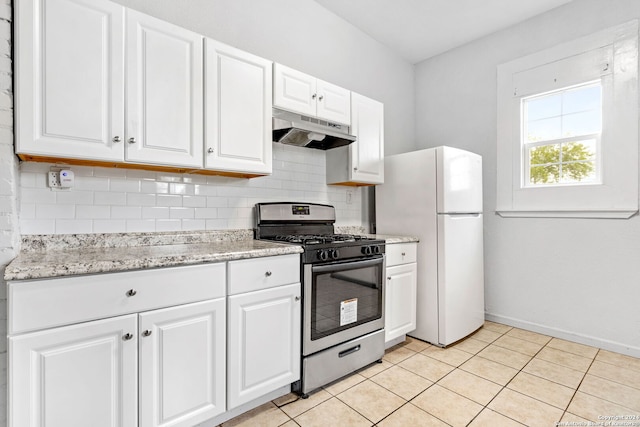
[221,322,640,426]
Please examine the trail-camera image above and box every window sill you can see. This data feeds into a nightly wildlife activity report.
[495,210,638,219]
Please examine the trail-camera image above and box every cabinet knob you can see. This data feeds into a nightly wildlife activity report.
[128,137,136,144]
[318,95,324,101]
[401,252,406,256]
[207,147,214,154]
[123,333,133,341]
[354,167,358,172]
[311,93,317,100]
[126,289,137,297]
[387,277,391,280]
[112,136,121,143]
[142,330,152,337]
[295,296,301,301]
[265,271,272,277]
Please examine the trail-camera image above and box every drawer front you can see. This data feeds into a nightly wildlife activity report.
[386,243,417,267]
[9,263,226,335]
[228,254,300,295]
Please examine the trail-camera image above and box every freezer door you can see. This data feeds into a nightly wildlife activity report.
[437,213,484,346]
[437,146,483,214]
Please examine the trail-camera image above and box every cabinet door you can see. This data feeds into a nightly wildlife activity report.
[126,9,203,168]
[273,63,316,116]
[139,298,226,427]
[316,79,351,125]
[15,0,125,161]
[350,92,384,184]
[205,39,272,174]
[9,315,137,427]
[227,283,301,409]
[385,263,417,343]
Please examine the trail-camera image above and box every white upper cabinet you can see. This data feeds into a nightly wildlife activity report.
[205,39,272,175]
[126,10,204,168]
[16,0,204,169]
[326,92,384,185]
[273,63,351,125]
[15,0,125,161]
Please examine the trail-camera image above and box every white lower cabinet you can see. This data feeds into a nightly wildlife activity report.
[9,298,226,427]
[8,256,301,427]
[139,299,226,427]
[227,283,301,410]
[9,315,139,427]
[385,243,418,345]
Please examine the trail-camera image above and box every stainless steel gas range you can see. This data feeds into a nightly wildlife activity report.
[255,202,386,397]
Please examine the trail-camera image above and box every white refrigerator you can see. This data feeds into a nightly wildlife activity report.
[376,146,484,346]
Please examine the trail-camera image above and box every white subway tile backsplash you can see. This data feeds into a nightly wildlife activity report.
[111,206,142,219]
[18,145,364,234]
[182,195,206,208]
[110,178,141,193]
[93,219,126,233]
[35,204,74,219]
[55,219,92,234]
[94,191,126,206]
[169,207,194,219]
[76,205,111,219]
[156,194,182,207]
[141,207,170,219]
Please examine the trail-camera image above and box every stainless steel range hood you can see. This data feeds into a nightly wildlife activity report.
[272,108,356,150]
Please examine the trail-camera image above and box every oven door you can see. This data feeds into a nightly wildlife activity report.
[303,256,385,356]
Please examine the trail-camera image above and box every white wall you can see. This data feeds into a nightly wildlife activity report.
[414,0,640,356]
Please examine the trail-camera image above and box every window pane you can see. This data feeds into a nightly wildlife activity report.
[562,110,601,136]
[530,144,560,165]
[561,161,596,183]
[526,93,561,121]
[530,164,560,184]
[562,140,596,162]
[563,84,601,114]
[526,117,561,142]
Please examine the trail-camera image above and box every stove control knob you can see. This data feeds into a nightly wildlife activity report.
[361,246,372,255]
[330,249,340,260]
[373,245,381,255]
[318,250,329,261]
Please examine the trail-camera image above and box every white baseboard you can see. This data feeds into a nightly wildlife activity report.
[485,312,640,359]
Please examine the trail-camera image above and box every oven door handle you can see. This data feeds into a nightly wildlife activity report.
[311,256,383,274]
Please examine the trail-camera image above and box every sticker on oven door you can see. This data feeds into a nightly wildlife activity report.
[340,298,358,326]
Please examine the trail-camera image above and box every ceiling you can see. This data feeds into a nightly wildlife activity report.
[314,0,573,64]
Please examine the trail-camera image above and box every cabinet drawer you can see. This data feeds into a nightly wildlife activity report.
[386,243,417,267]
[228,254,300,295]
[9,263,226,335]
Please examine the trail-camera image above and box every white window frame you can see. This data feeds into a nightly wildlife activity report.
[496,20,638,218]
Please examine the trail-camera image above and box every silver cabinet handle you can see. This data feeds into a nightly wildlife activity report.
[123,333,133,341]
[128,137,136,144]
[265,271,272,277]
[318,95,324,101]
[126,289,137,297]
[207,147,214,154]
[311,93,317,100]
[112,136,121,143]
[142,330,152,337]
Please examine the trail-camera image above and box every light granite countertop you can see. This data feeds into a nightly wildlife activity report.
[4,229,417,281]
[5,231,303,281]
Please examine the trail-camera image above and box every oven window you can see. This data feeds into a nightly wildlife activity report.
[311,260,383,341]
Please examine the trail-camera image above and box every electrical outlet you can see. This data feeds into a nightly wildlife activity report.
[346,190,354,205]
[48,171,61,188]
